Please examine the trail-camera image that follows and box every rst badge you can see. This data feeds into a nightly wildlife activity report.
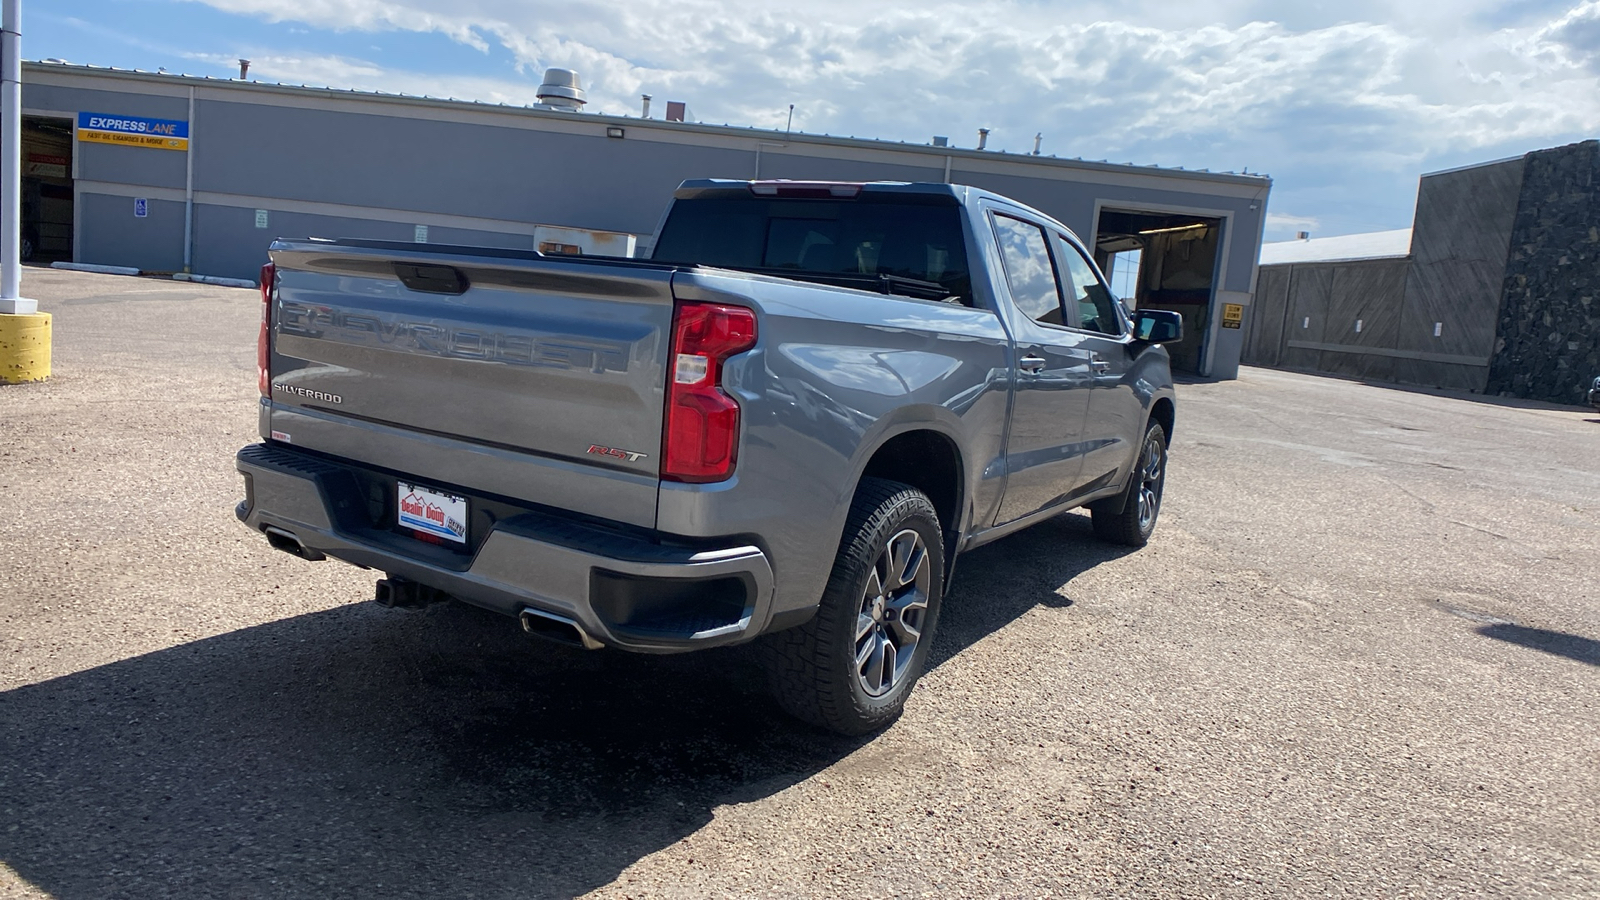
[587,444,649,463]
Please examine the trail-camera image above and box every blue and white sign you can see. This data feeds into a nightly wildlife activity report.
[77,112,190,151]
[134,198,148,218]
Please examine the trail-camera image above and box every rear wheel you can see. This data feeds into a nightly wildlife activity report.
[1091,421,1168,547]
[762,477,944,735]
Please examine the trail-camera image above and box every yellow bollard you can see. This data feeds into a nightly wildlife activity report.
[0,312,51,383]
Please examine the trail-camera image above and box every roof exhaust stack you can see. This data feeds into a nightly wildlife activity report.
[641,94,652,118]
[536,68,587,110]
[977,128,990,151]
[1032,133,1042,156]
[238,59,250,80]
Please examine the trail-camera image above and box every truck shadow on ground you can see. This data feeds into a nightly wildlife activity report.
[0,513,1128,899]
[1477,623,1600,667]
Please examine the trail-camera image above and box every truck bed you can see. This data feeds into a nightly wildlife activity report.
[265,239,680,529]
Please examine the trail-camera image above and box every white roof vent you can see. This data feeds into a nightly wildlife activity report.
[536,68,587,110]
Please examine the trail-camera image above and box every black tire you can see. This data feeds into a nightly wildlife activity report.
[1090,420,1168,547]
[761,477,945,735]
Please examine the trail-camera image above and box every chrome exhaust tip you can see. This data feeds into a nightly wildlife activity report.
[519,607,604,650]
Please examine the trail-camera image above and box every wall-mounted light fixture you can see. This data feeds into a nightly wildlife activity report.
[606,126,625,139]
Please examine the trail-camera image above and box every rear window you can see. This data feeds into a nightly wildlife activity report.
[651,195,972,303]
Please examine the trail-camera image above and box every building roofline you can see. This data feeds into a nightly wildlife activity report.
[1258,253,1410,267]
[1422,154,1526,178]
[26,60,1272,189]
[1258,227,1413,266]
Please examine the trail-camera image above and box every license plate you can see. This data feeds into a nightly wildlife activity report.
[397,482,468,544]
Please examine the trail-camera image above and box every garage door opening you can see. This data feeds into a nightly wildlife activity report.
[22,115,74,264]
[1094,209,1222,375]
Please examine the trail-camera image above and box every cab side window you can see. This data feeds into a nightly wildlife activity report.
[992,214,1065,326]
[1056,236,1124,335]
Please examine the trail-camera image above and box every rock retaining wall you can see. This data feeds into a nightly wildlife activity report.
[1485,141,1600,404]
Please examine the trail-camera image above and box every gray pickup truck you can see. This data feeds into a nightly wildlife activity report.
[235,179,1181,734]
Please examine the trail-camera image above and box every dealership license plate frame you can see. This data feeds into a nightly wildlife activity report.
[397,481,469,544]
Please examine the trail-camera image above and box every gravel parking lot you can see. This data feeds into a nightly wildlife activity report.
[2,267,1596,899]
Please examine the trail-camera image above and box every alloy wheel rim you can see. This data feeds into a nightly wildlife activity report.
[1136,438,1164,531]
[854,528,931,697]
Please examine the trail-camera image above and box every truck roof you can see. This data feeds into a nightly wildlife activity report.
[671,178,1056,222]
[676,178,962,198]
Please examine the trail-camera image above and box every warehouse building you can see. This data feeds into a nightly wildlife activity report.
[16,60,1273,379]
[1243,140,1599,406]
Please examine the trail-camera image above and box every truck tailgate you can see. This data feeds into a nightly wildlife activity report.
[265,240,673,529]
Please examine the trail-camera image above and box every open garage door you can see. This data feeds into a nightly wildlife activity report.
[1094,209,1222,375]
[22,115,74,264]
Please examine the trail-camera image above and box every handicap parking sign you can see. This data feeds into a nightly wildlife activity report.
[134,198,148,218]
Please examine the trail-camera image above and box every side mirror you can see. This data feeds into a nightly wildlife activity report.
[1132,309,1183,344]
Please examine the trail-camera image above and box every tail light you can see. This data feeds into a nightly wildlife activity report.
[258,262,275,397]
[662,302,757,483]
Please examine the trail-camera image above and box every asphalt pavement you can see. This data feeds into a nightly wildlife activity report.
[2,267,1596,898]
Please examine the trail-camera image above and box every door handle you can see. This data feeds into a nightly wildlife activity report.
[1090,359,1111,373]
[1018,355,1047,374]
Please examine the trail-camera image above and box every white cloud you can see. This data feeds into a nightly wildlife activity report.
[1266,212,1320,234]
[1528,1,1600,71]
[186,1,1600,155]
[184,51,547,105]
[175,0,1600,234]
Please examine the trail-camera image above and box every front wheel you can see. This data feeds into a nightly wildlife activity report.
[1091,421,1168,547]
[761,477,945,735]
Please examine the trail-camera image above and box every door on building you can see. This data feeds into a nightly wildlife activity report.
[1093,209,1223,375]
[21,116,74,263]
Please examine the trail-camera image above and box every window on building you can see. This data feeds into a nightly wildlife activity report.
[1107,248,1142,305]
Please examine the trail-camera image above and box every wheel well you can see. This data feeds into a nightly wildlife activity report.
[1150,397,1175,442]
[859,430,962,538]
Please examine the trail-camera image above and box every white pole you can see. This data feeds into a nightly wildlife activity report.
[0,0,34,315]
[183,85,193,273]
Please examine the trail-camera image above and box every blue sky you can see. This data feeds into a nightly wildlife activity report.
[35,0,1600,241]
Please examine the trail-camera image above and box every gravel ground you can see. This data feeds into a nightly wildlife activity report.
[1,267,1596,899]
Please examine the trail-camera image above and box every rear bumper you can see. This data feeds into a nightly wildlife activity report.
[234,443,775,653]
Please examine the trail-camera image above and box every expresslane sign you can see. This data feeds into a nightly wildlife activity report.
[77,112,189,151]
